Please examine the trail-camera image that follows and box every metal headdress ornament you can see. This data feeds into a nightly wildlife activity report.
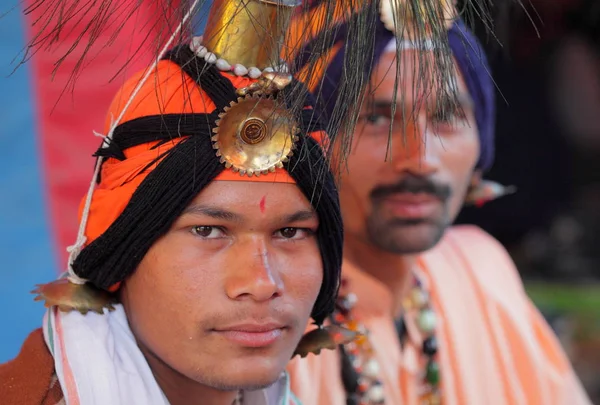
[212,93,300,176]
[204,0,301,175]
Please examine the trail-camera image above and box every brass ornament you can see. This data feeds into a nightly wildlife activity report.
[465,179,517,207]
[293,325,363,358]
[236,71,294,97]
[212,94,300,176]
[32,278,117,315]
[240,118,267,144]
[379,0,457,39]
[203,0,300,70]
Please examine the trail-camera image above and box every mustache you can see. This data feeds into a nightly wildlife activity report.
[202,305,296,331]
[370,175,452,201]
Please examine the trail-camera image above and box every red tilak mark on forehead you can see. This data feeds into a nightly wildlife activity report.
[259,196,266,214]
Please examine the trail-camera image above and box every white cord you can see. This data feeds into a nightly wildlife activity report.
[65,0,203,284]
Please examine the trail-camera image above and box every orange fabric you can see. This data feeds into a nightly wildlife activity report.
[287,225,591,405]
[285,1,368,62]
[82,59,327,248]
[296,43,344,93]
[0,328,62,405]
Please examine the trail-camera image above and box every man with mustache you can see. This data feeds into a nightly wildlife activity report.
[287,5,591,405]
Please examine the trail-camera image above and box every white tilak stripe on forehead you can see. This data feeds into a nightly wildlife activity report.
[385,38,440,52]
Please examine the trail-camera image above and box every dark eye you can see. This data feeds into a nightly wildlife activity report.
[279,228,298,238]
[274,227,314,240]
[190,226,225,239]
[430,107,467,130]
[364,113,389,126]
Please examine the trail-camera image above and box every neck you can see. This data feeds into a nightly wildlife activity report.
[140,345,239,405]
[344,234,417,317]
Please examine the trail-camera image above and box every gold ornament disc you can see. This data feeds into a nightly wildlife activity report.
[212,95,300,176]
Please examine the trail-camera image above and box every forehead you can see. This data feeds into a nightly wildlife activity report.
[189,180,312,210]
[368,49,468,104]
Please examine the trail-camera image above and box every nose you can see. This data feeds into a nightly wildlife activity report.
[224,236,283,302]
[389,117,439,175]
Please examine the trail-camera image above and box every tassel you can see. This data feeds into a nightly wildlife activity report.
[293,325,362,358]
[32,278,117,315]
[465,179,516,207]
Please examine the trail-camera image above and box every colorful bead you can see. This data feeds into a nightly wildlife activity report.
[411,288,429,308]
[425,360,440,385]
[346,292,358,306]
[363,358,380,378]
[358,380,369,393]
[346,320,359,330]
[423,336,438,356]
[355,334,369,346]
[333,272,442,405]
[418,309,437,334]
[402,295,415,310]
[420,392,441,405]
[366,383,385,403]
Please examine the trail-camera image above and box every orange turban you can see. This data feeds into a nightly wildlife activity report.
[70,44,340,324]
[83,52,327,247]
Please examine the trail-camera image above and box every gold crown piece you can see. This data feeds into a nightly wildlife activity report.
[379,0,457,38]
[203,0,300,70]
[212,94,300,176]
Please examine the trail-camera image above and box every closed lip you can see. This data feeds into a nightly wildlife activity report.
[214,322,287,333]
[381,192,441,219]
[213,322,287,348]
[382,192,440,203]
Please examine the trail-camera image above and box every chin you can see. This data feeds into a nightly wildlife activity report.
[372,221,446,254]
[202,361,285,391]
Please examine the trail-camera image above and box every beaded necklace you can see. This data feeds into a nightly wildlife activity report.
[333,274,442,405]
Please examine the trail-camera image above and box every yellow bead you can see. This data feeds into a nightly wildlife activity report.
[411,288,429,308]
[355,334,369,345]
[420,392,442,405]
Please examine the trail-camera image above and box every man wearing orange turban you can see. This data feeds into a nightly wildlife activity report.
[0,1,352,403]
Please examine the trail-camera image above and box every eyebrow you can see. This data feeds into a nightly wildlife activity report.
[181,205,317,224]
[182,205,243,222]
[369,91,474,114]
[284,210,318,224]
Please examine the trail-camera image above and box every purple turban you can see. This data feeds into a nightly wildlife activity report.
[295,16,496,171]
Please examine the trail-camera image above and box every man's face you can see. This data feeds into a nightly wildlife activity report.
[337,50,480,254]
[120,181,322,390]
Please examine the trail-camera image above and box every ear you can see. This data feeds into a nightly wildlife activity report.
[468,169,483,191]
